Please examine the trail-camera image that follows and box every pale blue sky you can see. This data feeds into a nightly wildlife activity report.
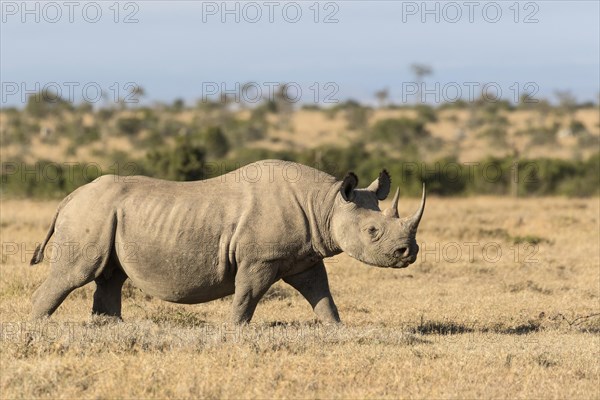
[1,1,599,106]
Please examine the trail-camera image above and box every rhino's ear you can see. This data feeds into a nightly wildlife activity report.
[367,169,391,200]
[340,172,358,202]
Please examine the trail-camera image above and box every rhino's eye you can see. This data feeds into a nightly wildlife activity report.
[367,226,379,237]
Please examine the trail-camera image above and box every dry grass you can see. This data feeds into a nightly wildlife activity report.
[1,197,599,399]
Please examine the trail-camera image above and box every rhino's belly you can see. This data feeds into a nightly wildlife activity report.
[115,240,235,304]
[113,197,238,303]
[130,275,235,304]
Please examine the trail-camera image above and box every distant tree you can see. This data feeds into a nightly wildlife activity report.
[344,103,371,131]
[439,99,469,110]
[172,98,185,112]
[117,85,146,109]
[516,91,540,113]
[96,108,116,122]
[240,105,270,141]
[25,90,72,117]
[301,104,321,111]
[370,117,429,146]
[478,126,508,147]
[116,116,143,136]
[272,83,295,130]
[374,88,389,108]
[274,83,295,113]
[411,64,433,79]
[204,126,230,158]
[77,102,93,114]
[569,120,587,135]
[534,99,552,127]
[516,126,557,147]
[131,85,146,100]
[410,63,433,104]
[555,90,577,122]
[415,104,437,123]
[146,137,206,181]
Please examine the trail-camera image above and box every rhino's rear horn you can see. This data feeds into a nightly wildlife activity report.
[382,187,400,218]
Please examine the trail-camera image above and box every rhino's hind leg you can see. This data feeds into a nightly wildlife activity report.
[92,267,128,318]
[30,269,94,319]
[30,213,117,320]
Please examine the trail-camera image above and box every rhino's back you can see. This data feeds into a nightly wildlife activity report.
[109,159,336,245]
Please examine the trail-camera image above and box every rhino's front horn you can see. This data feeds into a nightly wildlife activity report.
[406,183,426,231]
[382,187,400,218]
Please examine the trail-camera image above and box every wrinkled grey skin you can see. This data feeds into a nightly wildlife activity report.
[30,160,425,324]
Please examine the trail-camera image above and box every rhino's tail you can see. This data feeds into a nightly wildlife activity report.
[30,195,72,266]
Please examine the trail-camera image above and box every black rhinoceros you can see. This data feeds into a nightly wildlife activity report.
[30,160,425,323]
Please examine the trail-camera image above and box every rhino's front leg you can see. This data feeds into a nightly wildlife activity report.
[231,263,277,325]
[283,261,341,324]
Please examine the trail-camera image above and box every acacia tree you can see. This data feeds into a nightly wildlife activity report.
[555,90,577,124]
[374,88,389,108]
[410,63,433,104]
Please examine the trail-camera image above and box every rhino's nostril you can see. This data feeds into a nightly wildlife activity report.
[395,247,409,259]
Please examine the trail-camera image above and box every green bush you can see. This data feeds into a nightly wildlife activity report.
[116,117,144,136]
[25,91,72,118]
[1,160,101,198]
[145,137,206,181]
[77,126,101,145]
[3,148,598,199]
[297,145,370,179]
[570,120,587,134]
[369,118,429,146]
[344,104,371,131]
[516,126,557,146]
[161,119,187,137]
[140,129,165,147]
[478,127,508,146]
[415,105,437,123]
[226,115,267,144]
[577,132,600,148]
[204,127,230,158]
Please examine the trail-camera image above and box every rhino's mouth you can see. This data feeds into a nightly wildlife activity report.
[393,253,417,269]
[394,260,411,269]
[361,258,414,269]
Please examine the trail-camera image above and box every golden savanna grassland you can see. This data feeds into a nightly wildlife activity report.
[1,196,598,399]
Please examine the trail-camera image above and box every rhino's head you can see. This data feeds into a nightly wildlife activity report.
[331,170,426,268]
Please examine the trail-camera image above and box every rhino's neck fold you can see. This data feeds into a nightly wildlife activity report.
[307,183,342,258]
